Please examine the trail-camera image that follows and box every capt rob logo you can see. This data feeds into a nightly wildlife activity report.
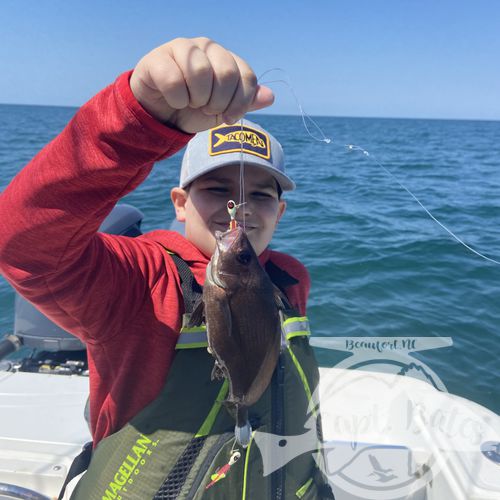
[209,124,271,159]
[253,337,500,500]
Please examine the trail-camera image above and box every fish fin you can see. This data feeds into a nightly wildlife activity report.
[272,284,289,311]
[244,338,281,405]
[220,297,233,333]
[187,298,205,327]
[220,399,237,422]
[211,361,225,381]
[221,399,233,410]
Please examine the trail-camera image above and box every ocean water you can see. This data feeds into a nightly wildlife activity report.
[1,104,499,415]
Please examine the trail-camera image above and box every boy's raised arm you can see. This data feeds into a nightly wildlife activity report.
[0,37,273,341]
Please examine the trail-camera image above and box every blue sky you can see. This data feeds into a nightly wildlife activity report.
[1,0,499,120]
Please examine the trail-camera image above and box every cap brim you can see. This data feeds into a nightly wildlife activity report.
[180,159,296,191]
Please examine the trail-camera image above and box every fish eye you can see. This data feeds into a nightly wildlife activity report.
[236,251,252,265]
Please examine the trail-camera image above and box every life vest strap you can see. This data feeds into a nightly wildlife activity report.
[175,315,310,349]
[282,316,311,339]
[161,247,203,314]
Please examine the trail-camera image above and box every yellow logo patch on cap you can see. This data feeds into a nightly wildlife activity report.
[209,124,271,160]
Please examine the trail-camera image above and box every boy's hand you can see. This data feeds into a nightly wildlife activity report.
[130,37,274,134]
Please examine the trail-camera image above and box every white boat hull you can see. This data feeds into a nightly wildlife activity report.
[1,365,499,499]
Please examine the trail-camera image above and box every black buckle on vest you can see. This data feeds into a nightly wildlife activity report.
[168,253,203,314]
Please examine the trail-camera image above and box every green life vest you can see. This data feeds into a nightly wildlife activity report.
[69,254,334,500]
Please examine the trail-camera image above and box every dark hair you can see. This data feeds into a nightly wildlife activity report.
[276,181,283,199]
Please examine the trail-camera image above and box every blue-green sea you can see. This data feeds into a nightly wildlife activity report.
[1,104,499,414]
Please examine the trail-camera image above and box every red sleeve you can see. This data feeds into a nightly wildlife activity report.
[0,71,192,342]
[268,251,310,316]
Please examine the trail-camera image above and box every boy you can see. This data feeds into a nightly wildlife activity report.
[0,37,333,498]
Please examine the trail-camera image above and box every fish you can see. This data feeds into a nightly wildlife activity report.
[190,226,285,447]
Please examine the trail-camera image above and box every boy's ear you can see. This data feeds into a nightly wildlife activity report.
[170,187,188,222]
[276,200,286,224]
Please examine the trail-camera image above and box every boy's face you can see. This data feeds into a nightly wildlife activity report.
[171,165,286,257]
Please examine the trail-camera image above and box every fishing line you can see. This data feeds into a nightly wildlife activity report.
[239,118,246,230]
[257,68,500,266]
[259,68,331,144]
[230,437,239,454]
[345,145,500,265]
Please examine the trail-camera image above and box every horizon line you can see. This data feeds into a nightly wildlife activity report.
[0,101,499,124]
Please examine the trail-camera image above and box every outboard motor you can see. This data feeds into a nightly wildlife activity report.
[0,204,144,363]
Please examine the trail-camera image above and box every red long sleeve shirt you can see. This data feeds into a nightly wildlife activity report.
[0,72,310,444]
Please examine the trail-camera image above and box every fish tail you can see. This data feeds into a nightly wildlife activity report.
[235,406,252,448]
[235,422,252,448]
